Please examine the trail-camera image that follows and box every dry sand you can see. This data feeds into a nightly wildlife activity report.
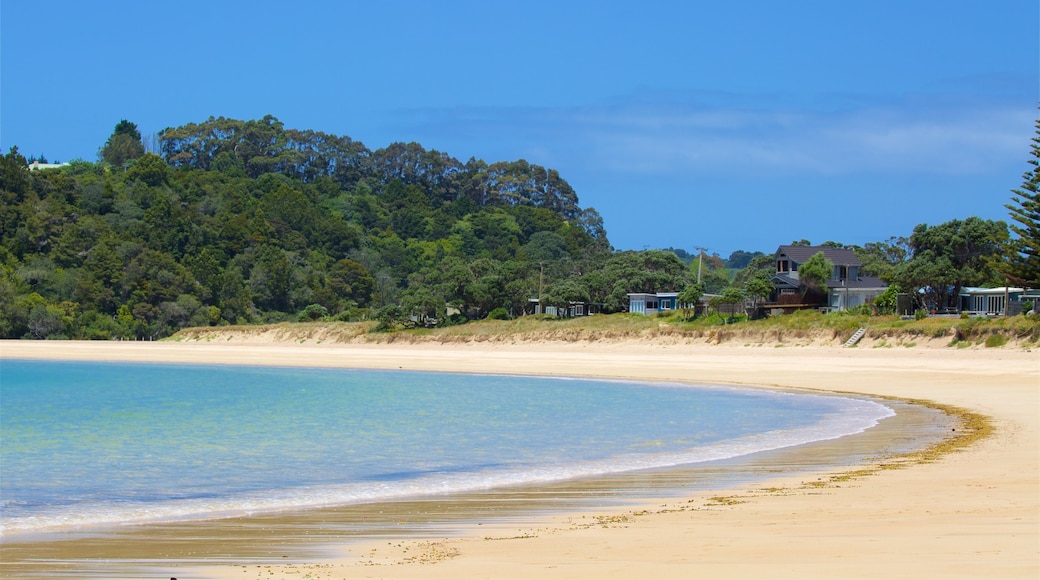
[1,339,1037,579]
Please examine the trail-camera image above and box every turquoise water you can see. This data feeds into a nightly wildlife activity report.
[0,360,893,537]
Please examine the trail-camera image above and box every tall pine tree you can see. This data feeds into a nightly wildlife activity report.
[1000,116,1040,287]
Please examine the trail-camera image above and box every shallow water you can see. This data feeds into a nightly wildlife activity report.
[1,360,894,538]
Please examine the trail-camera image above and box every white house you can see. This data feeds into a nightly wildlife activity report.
[27,161,68,171]
[958,287,1026,316]
[627,292,679,315]
[627,292,714,316]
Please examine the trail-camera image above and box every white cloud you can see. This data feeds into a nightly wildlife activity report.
[402,94,1034,179]
[573,100,1032,177]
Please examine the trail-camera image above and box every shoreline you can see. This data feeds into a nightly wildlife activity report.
[1,339,1037,579]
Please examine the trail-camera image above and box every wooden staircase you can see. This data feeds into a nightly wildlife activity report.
[844,327,867,347]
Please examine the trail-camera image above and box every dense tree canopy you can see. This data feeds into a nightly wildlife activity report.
[582,250,689,312]
[725,250,764,269]
[853,236,911,280]
[689,252,730,294]
[890,217,1009,310]
[0,117,611,339]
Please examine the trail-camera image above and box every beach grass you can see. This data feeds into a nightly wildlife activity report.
[171,310,1040,349]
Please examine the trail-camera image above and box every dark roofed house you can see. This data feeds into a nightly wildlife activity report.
[769,245,887,313]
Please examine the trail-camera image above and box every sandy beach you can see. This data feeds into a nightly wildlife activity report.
[1,338,1037,579]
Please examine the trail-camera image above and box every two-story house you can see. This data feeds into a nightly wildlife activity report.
[770,245,888,312]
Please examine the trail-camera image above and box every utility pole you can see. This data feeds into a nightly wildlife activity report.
[538,262,545,314]
[694,247,708,285]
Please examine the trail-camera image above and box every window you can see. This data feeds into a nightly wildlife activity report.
[988,295,1004,314]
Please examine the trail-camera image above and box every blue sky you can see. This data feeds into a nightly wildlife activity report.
[2,1,1036,256]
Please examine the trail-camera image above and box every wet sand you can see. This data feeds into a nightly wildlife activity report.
[1,339,1037,579]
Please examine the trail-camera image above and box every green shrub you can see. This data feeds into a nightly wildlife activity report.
[486,307,509,320]
[984,334,1008,348]
[444,313,469,326]
[261,311,293,324]
[873,285,899,315]
[372,305,406,332]
[332,306,370,322]
[844,304,873,316]
[298,304,329,322]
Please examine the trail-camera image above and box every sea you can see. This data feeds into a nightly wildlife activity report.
[0,359,896,539]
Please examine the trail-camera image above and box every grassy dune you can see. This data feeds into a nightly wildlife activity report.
[171,311,1040,350]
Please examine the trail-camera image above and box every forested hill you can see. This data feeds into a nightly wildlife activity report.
[0,116,616,339]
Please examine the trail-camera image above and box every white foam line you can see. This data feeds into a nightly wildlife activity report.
[1,396,892,538]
